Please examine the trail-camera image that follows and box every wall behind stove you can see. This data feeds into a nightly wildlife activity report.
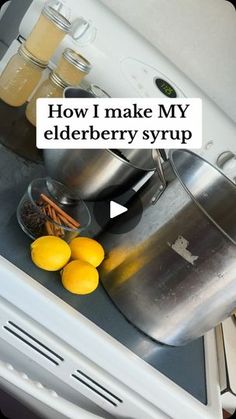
[100,0,236,123]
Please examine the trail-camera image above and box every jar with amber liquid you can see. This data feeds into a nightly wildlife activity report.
[0,45,47,107]
[55,48,91,86]
[25,4,71,62]
[25,72,68,126]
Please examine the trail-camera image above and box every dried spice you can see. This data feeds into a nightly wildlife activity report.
[19,194,80,239]
[20,201,47,238]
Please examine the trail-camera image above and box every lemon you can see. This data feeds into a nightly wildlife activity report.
[31,236,71,271]
[61,260,99,295]
[69,237,105,267]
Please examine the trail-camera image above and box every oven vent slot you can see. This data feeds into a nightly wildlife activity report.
[3,321,64,366]
[72,370,123,407]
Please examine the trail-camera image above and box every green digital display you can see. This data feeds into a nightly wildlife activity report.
[155,78,177,98]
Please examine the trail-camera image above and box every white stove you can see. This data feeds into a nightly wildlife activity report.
[0,0,235,417]
[0,256,221,419]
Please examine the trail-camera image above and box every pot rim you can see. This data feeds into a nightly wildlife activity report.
[106,149,156,172]
[169,149,236,245]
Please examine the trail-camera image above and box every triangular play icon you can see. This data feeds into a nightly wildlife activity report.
[110,201,128,219]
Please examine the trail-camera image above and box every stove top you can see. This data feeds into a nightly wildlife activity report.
[0,108,207,404]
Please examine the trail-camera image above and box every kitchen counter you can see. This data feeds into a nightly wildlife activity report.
[0,129,207,405]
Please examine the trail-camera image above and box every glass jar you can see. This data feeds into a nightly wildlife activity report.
[25,4,71,62]
[0,45,47,107]
[25,72,68,126]
[55,48,91,86]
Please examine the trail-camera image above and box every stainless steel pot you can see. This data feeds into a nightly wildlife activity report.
[98,150,236,346]
[44,87,155,201]
[43,148,155,201]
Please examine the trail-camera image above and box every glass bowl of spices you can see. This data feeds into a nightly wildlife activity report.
[17,178,91,242]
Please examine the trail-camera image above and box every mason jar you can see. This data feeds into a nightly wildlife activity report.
[0,45,47,107]
[25,72,68,126]
[55,48,91,86]
[25,4,71,62]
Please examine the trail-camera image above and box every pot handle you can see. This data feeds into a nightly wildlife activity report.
[150,149,167,205]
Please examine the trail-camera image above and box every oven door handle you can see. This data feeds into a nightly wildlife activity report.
[0,359,104,419]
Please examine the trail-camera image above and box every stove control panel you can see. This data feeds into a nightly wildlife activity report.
[120,58,185,98]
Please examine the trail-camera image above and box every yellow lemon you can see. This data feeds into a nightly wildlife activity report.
[61,260,99,295]
[69,237,105,267]
[31,236,71,271]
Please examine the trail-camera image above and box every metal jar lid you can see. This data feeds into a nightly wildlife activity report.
[42,5,71,33]
[19,45,48,69]
[50,71,69,89]
[62,48,91,74]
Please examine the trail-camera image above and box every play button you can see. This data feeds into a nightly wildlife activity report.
[110,201,128,219]
[93,186,143,235]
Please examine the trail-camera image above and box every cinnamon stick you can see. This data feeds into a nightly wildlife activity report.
[46,205,58,236]
[40,194,80,228]
[42,206,53,235]
[51,207,64,236]
[46,204,53,218]
[45,221,54,235]
[41,206,47,217]
[57,213,78,230]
